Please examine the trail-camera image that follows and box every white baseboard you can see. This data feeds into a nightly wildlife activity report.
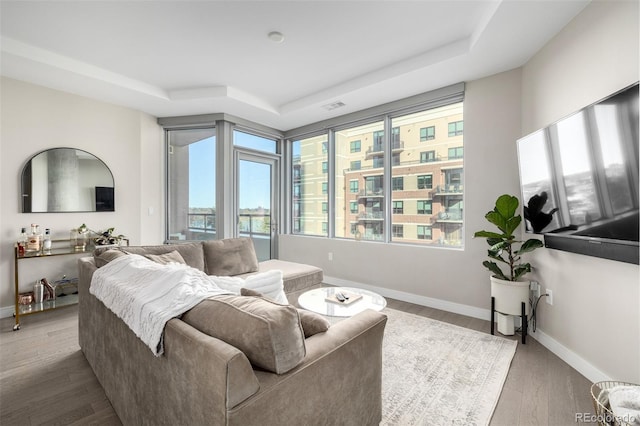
[324,275,612,383]
[0,305,15,319]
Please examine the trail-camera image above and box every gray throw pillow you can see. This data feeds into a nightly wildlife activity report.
[240,287,330,338]
[144,250,186,265]
[93,248,128,268]
[183,295,306,374]
[203,238,259,276]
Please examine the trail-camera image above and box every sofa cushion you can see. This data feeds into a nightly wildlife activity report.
[203,238,259,276]
[144,250,186,265]
[240,288,330,338]
[122,243,205,271]
[182,294,306,374]
[239,259,323,294]
[93,247,129,268]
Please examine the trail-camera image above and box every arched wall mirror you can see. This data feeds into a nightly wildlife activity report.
[21,148,115,213]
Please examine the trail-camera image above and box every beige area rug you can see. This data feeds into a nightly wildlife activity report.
[379,308,517,426]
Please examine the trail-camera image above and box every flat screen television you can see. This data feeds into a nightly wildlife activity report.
[516,82,639,264]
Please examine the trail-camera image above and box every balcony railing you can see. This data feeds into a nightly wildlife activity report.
[357,189,384,198]
[357,211,384,220]
[433,210,463,222]
[366,140,404,158]
[188,213,216,233]
[433,184,464,195]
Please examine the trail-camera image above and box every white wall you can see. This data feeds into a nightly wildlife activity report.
[0,77,164,313]
[280,68,524,315]
[521,0,639,383]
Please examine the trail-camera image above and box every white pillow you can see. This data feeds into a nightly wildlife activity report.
[209,269,288,305]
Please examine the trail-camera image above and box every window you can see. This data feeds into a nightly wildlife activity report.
[167,127,217,241]
[392,224,404,238]
[292,134,329,236]
[417,175,433,189]
[392,177,404,191]
[448,120,463,137]
[233,130,277,153]
[393,201,404,214]
[448,147,463,159]
[420,151,436,163]
[373,157,384,168]
[350,140,361,153]
[417,200,432,215]
[373,130,384,151]
[322,222,328,234]
[322,202,328,213]
[335,121,384,239]
[417,225,432,240]
[322,142,328,153]
[420,126,435,141]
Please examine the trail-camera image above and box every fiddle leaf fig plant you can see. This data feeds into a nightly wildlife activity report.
[474,194,543,281]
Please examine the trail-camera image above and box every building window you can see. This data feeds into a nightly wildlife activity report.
[420,126,435,141]
[350,201,358,213]
[350,140,361,153]
[448,120,463,137]
[392,177,404,191]
[392,224,404,238]
[448,146,463,159]
[293,184,301,197]
[373,157,384,168]
[322,202,328,213]
[420,151,436,163]
[350,180,359,193]
[322,182,328,194]
[393,201,404,214]
[417,225,432,240]
[350,160,361,171]
[322,222,328,234]
[417,175,433,189]
[322,141,328,153]
[322,161,328,173]
[417,200,432,215]
[350,223,358,235]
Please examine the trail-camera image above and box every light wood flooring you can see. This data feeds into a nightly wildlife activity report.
[0,299,594,425]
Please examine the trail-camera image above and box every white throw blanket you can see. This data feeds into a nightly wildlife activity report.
[90,254,286,356]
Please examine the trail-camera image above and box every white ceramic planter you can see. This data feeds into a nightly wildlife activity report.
[490,276,530,316]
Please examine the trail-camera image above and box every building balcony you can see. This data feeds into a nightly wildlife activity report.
[357,189,384,199]
[357,211,384,221]
[433,184,463,196]
[365,140,404,159]
[432,210,463,223]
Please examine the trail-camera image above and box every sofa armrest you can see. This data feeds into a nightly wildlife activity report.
[227,309,387,426]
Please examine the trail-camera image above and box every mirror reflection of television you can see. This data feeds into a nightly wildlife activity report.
[95,186,114,212]
[516,82,639,264]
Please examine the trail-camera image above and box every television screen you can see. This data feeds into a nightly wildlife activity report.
[517,83,639,264]
[95,186,114,212]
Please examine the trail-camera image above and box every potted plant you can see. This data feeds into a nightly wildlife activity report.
[474,194,543,319]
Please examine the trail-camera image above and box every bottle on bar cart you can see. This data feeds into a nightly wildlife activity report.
[26,223,41,253]
[43,228,52,253]
[17,227,28,256]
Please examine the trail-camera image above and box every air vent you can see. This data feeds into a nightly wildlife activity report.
[322,101,346,111]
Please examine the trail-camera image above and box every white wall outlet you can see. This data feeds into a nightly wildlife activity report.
[546,289,553,305]
[328,252,333,261]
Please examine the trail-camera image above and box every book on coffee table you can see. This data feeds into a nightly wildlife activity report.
[325,291,362,305]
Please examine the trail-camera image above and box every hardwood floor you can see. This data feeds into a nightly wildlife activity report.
[0,300,594,425]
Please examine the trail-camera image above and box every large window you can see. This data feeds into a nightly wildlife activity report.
[292,134,329,236]
[290,98,463,247]
[167,127,217,241]
[234,130,277,153]
[335,121,384,240]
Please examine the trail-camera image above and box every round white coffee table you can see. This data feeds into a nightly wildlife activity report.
[298,287,386,317]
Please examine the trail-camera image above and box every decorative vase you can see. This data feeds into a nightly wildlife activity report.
[490,276,530,316]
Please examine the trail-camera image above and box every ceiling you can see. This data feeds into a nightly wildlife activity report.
[0,1,590,131]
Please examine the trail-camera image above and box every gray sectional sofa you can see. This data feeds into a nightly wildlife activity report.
[78,238,388,425]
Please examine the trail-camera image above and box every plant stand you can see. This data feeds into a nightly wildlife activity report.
[491,297,527,344]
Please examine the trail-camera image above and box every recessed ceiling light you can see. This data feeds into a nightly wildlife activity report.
[268,31,285,43]
[322,101,346,111]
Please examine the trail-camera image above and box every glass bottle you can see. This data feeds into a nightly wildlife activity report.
[43,228,52,253]
[17,227,27,256]
[26,224,41,253]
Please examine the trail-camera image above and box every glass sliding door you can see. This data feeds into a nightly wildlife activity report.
[236,152,279,261]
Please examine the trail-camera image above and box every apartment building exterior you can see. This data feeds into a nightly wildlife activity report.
[293,102,464,247]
